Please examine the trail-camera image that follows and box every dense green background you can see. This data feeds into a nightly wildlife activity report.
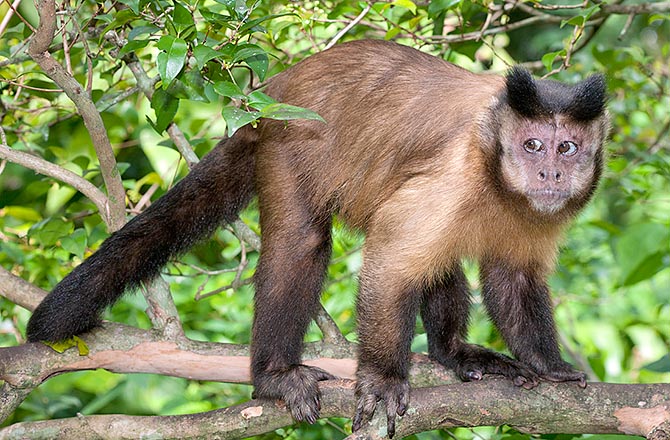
[1,0,669,438]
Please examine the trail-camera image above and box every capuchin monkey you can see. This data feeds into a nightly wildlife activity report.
[26,39,609,437]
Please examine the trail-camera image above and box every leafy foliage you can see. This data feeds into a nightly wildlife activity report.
[1,0,669,438]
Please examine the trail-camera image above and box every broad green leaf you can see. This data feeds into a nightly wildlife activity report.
[118,39,150,57]
[46,184,76,215]
[156,35,187,86]
[199,10,235,28]
[222,107,260,137]
[259,103,325,123]
[101,9,137,36]
[247,90,277,109]
[233,44,268,81]
[193,45,223,69]
[128,25,159,41]
[168,70,209,102]
[149,89,179,133]
[3,206,42,222]
[427,0,461,18]
[614,223,670,286]
[392,0,417,14]
[29,218,73,247]
[61,228,88,259]
[542,50,564,71]
[213,81,246,100]
[173,2,194,32]
[644,354,670,373]
[116,0,140,14]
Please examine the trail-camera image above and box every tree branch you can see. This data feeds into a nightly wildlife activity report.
[2,380,668,439]
[0,130,111,227]
[27,0,126,231]
[0,266,46,311]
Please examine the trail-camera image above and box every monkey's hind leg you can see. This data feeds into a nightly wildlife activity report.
[420,264,540,388]
[250,165,335,423]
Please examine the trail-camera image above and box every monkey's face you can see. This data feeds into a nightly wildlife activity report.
[498,115,606,216]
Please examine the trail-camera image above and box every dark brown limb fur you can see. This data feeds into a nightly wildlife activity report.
[480,259,587,386]
[250,154,336,422]
[421,265,539,388]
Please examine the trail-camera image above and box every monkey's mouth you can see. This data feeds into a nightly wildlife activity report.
[525,188,570,214]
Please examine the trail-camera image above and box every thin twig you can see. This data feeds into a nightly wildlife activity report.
[323,4,371,50]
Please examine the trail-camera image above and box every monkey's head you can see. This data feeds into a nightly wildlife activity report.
[489,68,610,218]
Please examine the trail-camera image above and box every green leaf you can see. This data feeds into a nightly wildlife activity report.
[128,25,159,41]
[168,70,209,102]
[101,8,137,36]
[222,107,260,137]
[643,354,670,373]
[247,90,277,109]
[392,0,417,14]
[199,10,235,28]
[149,89,179,133]
[238,13,294,34]
[61,228,88,259]
[193,45,223,69]
[428,0,461,18]
[116,0,140,14]
[614,223,670,286]
[213,81,246,100]
[156,35,187,86]
[259,103,325,123]
[542,50,564,71]
[118,39,150,57]
[29,218,73,247]
[172,1,194,32]
[233,44,268,81]
[44,336,89,355]
[3,206,42,222]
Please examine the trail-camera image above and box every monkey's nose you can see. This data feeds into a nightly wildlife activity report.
[537,170,562,183]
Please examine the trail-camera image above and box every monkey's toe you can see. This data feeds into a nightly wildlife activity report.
[539,363,587,388]
[252,364,336,423]
[353,369,409,438]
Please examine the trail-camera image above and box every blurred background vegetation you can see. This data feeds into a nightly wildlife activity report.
[1,0,669,438]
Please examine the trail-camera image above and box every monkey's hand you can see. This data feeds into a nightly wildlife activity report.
[252,364,336,423]
[534,360,587,388]
[434,343,540,390]
[352,369,409,438]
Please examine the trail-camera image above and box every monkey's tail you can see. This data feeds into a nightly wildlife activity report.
[26,132,257,342]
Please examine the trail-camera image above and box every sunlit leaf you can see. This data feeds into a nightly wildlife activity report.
[222,106,260,137]
[156,35,187,85]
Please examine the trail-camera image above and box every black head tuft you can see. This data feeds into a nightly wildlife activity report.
[505,67,543,118]
[505,68,607,121]
[565,74,607,121]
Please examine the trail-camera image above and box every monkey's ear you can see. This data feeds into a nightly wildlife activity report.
[566,74,607,121]
[505,67,543,117]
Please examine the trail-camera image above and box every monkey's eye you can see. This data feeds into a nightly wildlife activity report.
[558,141,578,156]
[523,138,544,153]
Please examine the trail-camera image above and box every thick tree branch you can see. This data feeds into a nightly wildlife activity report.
[0,265,46,312]
[1,380,668,439]
[27,0,126,231]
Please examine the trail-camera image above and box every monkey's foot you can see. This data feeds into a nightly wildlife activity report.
[536,361,587,388]
[436,343,540,390]
[352,370,409,438]
[252,364,336,424]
